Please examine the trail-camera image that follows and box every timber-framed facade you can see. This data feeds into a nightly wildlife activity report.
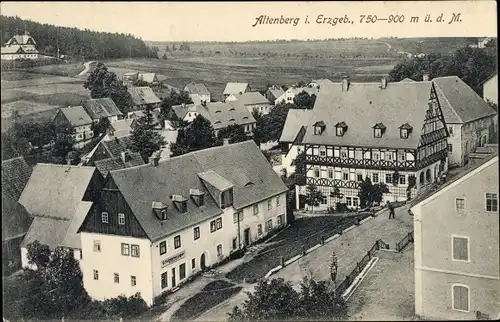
[294,78,450,210]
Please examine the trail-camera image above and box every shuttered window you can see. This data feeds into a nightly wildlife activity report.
[452,285,469,312]
[452,236,469,261]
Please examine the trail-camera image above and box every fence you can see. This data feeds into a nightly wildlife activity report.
[334,239,382,298]
[396,231,414,252]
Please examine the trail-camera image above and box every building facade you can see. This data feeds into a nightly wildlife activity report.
[184,83,211,104]
[53,106,94,148]
[275,86,318,105]
[1,33,39,60]
[483,73,498,105]
[412,155,499,320]
[296,78,450,210]
[78,141,288,306]
[225,92,272,115]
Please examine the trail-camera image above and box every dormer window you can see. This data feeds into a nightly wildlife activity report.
[160,209,167,220]
[221,188,234,209]
[190,189,205,207]
[399,123,413,139]
[373,123,386,138]
[335,122,348,137]
[152,201,169,220]
[171,194,188,213]
[313,121,326,135]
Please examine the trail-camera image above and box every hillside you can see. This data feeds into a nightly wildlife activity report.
[0,15,157,60]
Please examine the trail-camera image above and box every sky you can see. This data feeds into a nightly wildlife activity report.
[1,2,497,42]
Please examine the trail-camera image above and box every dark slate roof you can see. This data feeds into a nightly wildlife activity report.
[280,109,314,143]
[81,98,123,120]
[101,136,133,158]
[433,76,497,124]
[94,152,145,176]
[303,81,434,149]
[128,87,162,106]
[107,140,289,241]
[59,106,93,126]
[267,87,285,99]
[185,83,210,95]
[1,157,33,240]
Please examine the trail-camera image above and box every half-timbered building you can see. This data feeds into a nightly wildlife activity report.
[296,77,450,209]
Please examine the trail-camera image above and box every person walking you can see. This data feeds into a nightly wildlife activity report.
[387,201,395,219]
[330,251,338,282]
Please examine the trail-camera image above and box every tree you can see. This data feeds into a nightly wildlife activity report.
[159,90,193,120]
[172,43,177,51]
[26,240,51,269]
[170,115,216,156]
[251,108,263,123]
[306,184,324,212]
[358,177,389,208]
[299,277,346,318]
[162,52,168,59]
[130,106,166,162]
[91,117,111,137]
[217,124,248,144]
[51,131,74,164]
[293,91,317,109]
[253,102,291,144]
[83,62,133,112]
[165,45,170,52]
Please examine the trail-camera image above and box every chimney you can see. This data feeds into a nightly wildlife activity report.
[341,76,350,92]
[121,151,128,163]
[380,77,387,89]
[423,74,429,81]
[223,138,230,146]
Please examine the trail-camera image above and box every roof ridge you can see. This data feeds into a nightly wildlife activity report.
[433,82,464,123]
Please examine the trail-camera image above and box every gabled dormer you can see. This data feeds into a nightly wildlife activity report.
[152,201,168,220]
[198,170,234,209]
[373,123,386,138]
[399,123,413,139]
[171,194,188,213]
[335,121,348,137]
[313,121,326,135]
[189,189,205,207]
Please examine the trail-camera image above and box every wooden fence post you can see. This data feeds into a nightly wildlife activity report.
[367,251,371,260]
[280,256,285,267]
[355,218,361,225]
[321,236,325,245]
[302,246,306,256]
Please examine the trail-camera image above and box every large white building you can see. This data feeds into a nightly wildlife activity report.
[77,141,289,306]
[1,33,39,60]
[482,73,498,106]
[294,77,450,210]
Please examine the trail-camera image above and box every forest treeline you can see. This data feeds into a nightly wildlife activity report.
[0,15,157,60]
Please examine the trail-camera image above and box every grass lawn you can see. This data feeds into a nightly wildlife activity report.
[226,215,362,283]
[171,280,242,321]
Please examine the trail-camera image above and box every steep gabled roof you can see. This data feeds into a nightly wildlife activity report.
[223,82,249,95]
[139,73,158,84]
[433,76,497,124]
[185,83,210,95]
[58,106,93,127]
[94,152,145,176]
[303,81,434,148]
[81,98,123,120]
[279,109,314,143]
[102,141,288,241]
[6,34,37,46]
[101,136,133,158]
[267,87,285,99]
[128,87,162,106]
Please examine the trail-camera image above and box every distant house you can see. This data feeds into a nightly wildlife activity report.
[127,87,162,117]
[129,108,163,130]
[1,32,39,60]
[184,82,211,104]
[2,157,33,273]
[265,86,285,105]
[19,164,104,269]
[171,101,256,137]
[225,91,272,115]
[469,37,492,49]
[275,86,318,105]
[482,73,498,105]
[433,76,497,167]
[53,106,94,147]
[94,151,145,176]
[222,82,251,101]
[86,136,134,166]
[122,72,139,84]
[138,73,159,85]
[103,119,135,141]
[81,98,123,123]
[308,79,334,90]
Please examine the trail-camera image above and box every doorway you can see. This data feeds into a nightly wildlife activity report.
[244,228,250,246]
[171,267,176,287]
[200,253,206,270]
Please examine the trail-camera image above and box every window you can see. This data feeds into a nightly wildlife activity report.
[452,285,469,312]
[121,244,130,259]
[277,214,284,226]
[385,173,392,184]
[217,244,223,257]
[357,174,363,182]
[118,213,125,225]
[448,144,453,152]
[192,258,196,269]
[131,244,140,257]
[101,212,108,223]
[328,169,334,178]
[448,126,453,135]
[319,147,326,157]
[399,175,406,185]
[336,127,344,136]
[210,220,217,232]
[452,236,469,261]
[257,224,263,235]
[233,212,241,223]
[160,241,167,255]
[114,273,120,284]
[346,197,352,206]
[373,152,380,160]
[131,276,136,287]
[93,240,101,252]
[372,173,379,183]
[160,209,167,220]
[268,199,272,210]
[194,227,200,240]
[314,168,320,177]
[386,152,393,161]
[179,263,186,280]
[455,198,465,210]
[174,235,181,249]
[216,217,222,230]
[398,151,406,161]
[93,269,99,280]
[253,204,259,215]
[353,197,359,207]
[232,238,238,250]
[374,128,382,138]
[343,172,349,181]
[400,129,408,139]
[486,193,498,212]
[314,126,322,135]
[161,272,168,289]
[340,150,347,159]
[265,219,273,232]
[198,195,204,206]
[276,196,280,207]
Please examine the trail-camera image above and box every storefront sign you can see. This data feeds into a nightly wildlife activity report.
[161,251,185,268]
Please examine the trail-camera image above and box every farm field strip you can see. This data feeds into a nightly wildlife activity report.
[1,100,60,119]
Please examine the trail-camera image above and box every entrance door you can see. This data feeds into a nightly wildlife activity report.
[244,228,251,246]
[200,253,206,270]
[171,267,176,287]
